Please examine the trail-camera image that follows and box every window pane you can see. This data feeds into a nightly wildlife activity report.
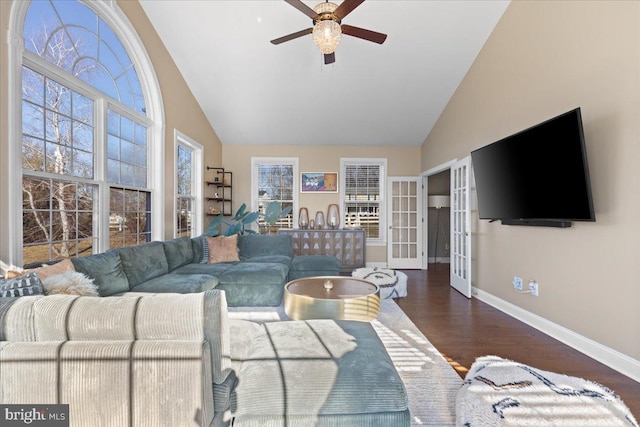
[22,176,97,263]
[106,110,147,187]
[343,163,383,239]
[110,187,151,249]
[254,161,295,233]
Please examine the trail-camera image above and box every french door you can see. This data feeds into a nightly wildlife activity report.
[387,177,422,269]
[450,158,472,298]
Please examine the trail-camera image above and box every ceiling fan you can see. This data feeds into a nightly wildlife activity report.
[270,0,387,64]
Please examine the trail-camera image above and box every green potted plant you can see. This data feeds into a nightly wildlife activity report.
[204,203,260,236]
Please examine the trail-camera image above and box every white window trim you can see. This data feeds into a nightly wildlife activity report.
[251,157,299,229]
[7,0,165,265]
[174,130,203,237]
[340,157,387,245]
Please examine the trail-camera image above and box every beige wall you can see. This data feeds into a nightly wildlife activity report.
[421,1,640,361]
[223,145,421,264]
[0,0,222,264]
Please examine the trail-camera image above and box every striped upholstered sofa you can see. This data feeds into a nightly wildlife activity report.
[0,290,409,427]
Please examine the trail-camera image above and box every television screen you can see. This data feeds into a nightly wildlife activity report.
[471,108,595,226]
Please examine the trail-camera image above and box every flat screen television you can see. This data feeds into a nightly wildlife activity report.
[471,108,595,227]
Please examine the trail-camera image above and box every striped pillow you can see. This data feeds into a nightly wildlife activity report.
[0,272,44,298]
[200,235,210,264]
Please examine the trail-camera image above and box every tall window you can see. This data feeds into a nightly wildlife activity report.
[340,158,387,242]
[251,158,298,232]
[17,0,158,264]
[175,132,202,238]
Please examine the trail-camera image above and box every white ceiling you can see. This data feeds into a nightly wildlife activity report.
[139,0,509,146]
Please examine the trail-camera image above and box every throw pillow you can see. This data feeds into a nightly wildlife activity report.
[5,269,28,279]
[0,272,44,298]
[33,259,75,281]
[42,271,99,296]
[206,235,240,264]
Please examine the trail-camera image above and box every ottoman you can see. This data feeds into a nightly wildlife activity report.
[231,319,410,426]
[457,356,638,426]
[352,268,408,299]
[217,262,288,306]
[289,255,340,280]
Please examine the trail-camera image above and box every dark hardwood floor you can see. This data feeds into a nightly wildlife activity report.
[395,264,640,419]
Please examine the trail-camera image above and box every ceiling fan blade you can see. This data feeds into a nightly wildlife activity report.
[341,24,387,44]
[324,52,336,64]
[333,0,365,20]
[270,28,313,45]
[284,0,318,19]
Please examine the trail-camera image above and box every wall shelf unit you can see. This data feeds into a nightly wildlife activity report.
[206,167,233,216]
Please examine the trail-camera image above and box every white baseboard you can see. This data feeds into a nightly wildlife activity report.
[473,287,640,383]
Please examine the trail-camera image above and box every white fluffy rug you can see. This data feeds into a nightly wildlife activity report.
[229,299,462,426]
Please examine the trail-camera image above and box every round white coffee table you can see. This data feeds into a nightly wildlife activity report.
[284,276,380,321]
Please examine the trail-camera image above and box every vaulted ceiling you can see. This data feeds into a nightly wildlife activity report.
[140,1,509,146]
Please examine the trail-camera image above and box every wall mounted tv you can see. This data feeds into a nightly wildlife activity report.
[471,108,595,228]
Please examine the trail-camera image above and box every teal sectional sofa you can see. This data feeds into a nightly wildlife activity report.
[69,234,340,306]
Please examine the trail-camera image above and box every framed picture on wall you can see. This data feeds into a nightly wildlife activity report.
[301,172,338,193]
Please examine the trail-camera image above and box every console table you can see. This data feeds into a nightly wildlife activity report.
[278,228,366,273]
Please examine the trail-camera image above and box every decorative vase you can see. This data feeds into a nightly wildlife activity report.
[309,219,315,229]
[327,204,340,229]
[298,207,309,229]
[314,211,325,229]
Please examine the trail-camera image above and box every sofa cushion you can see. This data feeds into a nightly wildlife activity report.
[171,263,232,276]
[71,251,129,296]
[162,236,193,271]
[217,262,288,306]
[237,234,292,259]
[206,235,240,264]
[128,274,218,294]
[117,242,169,288]
[242,255,291,266]
[290,255,340,272]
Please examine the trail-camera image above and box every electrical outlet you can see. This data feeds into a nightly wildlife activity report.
[528,280,539,296]
[513,276,523,291]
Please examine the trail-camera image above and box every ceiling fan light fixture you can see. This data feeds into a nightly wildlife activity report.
[312,1,341,54]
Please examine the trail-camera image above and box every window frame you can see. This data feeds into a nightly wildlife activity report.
[174,130,203,238]
[251,157,299,232]
[7,0,164,266]
[340,157,387,245]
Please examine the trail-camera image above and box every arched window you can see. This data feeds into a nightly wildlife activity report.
[12,0,163,265]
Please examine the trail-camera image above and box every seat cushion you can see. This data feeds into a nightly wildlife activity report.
[128,274,217,294]
[240,255,291,266]
[291,255,340,272]
[171,262,233,276]
[231,319,409,426]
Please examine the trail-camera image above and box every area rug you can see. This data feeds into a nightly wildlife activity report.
[228,299,462,426]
